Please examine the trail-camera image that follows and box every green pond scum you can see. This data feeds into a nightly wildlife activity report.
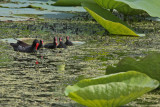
[0,42,13,66]
[0,2,160,107]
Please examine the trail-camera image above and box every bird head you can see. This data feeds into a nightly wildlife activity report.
[66,36,69,40]
[36,43,39,50]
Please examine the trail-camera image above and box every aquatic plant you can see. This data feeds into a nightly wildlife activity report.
[0,0,10,2]
[0,5,9,8]
[82,1,138,36]
[53,0,93,6]
[53,0,160,36]
[21,5,45,11]
[106,53,160,82]
[0,42,12,66]
[65,71,159,107]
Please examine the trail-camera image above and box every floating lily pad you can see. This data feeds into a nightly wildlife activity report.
[53,0,93,6]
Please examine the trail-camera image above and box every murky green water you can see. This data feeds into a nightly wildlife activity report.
[1,33,160,106]
[0,40,106,106]
[0,0,160,107]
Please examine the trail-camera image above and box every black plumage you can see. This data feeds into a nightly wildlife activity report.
[14,39,43,50]
[10,39,39,53]
[44,37,58,49]
[57,37,67,49]
[65,36,73,46]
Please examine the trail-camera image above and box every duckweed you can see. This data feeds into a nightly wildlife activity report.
[0,4,160,106]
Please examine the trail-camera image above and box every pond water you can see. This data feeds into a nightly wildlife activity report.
[0,38,106,106]
[1,38,19,43]
[1,32,160,106]
[0,0,160,107]
[0,0,85,21]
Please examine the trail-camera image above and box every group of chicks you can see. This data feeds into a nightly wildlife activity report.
[10,36,73,53]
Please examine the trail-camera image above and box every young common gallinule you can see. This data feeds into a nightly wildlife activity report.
[57,37,67,48]
[65,36,73,46]
[16,39,29,47]
[10,39,39,53]
[44,37,58,49]
[37,40,43,50]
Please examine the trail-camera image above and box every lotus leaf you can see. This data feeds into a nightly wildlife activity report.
[94,0,145,15]
[53,0,160,36]
[82,2,138,36]
[65,71,159,107]
[116,0,160,18]
[106,53,160,82]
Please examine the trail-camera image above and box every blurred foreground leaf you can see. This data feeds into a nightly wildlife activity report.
[65,71,159,107]
[106,53,160,82]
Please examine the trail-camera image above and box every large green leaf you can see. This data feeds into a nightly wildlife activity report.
[94,0,160,17]
[116,0,160,18]
[65,71,159,107]
[94,0,144,15]
[106,53,160,82]
[82,2,138,36]
[53,0,93,6]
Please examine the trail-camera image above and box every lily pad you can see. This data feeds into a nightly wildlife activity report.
[65,71,159,107]
[53,0,93,6]
[106,53,160,82]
